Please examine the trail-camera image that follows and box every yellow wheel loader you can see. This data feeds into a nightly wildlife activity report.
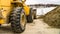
[0,0,35,33]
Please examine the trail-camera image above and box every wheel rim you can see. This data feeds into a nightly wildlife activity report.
[20,13,26,30]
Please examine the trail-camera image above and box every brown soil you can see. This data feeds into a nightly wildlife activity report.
[43,6,60,28]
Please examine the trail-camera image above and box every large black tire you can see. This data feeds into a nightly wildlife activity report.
[10,7,26,33]
[33,9,36,19]
[26,8,33,23]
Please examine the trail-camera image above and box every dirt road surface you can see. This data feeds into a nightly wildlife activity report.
[0,19,60,34]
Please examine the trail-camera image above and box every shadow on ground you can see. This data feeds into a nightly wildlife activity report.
[0,26,20,34]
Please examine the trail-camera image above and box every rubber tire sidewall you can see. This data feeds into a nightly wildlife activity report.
[10,7,26,33]
[26,8,33,23]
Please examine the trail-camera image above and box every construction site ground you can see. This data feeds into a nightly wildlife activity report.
[0,19,60,34]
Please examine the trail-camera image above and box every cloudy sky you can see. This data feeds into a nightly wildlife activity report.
[25,0,60,5]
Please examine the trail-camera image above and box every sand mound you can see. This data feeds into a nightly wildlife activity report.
[43,7,60,28]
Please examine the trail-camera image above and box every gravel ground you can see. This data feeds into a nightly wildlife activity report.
[0,19,60,34]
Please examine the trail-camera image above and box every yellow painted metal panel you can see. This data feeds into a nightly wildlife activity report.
[0,7,12,24]
[0,0,12,24]
[0,19,5,24]
[0,0,11,6]
[23,4,30,15]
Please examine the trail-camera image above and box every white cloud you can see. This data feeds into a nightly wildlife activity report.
[25,0,60,5]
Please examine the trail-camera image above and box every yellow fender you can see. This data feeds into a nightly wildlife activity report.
[23,4,30,15]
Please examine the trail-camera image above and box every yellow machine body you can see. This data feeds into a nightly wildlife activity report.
[0,0,30,24]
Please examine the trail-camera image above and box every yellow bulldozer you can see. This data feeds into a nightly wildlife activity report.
[0,0,36,33]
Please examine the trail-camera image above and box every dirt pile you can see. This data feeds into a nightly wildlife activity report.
[43,7,60,28]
